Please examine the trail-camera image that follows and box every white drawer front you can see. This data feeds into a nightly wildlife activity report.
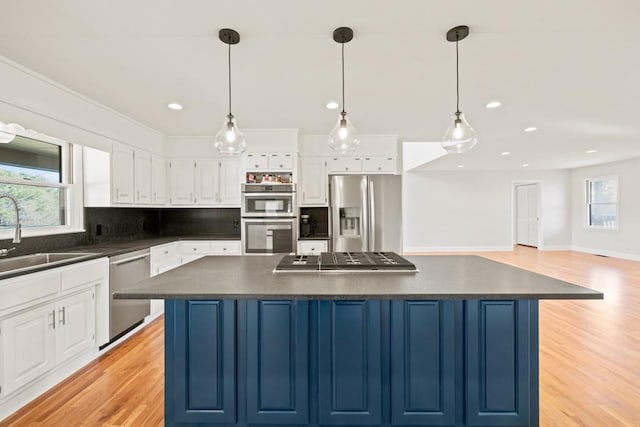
[297,240,329,255]
[150,242,178,262]
[0,271,61,312]
[61,258,108,291]
[179,241,211,255]
[210,240,242,255]
[362,157,395,173]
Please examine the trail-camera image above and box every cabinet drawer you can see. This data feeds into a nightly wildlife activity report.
[297,240,328,255]
[327,157,362,173]
[151,242,179,262]
[61,258,107,291]
[0,272,61,311]
[210,240,242,255]
[362,157,395,173]
[245,153,269,170]
[269,154,294,170]
[179,241,211,255]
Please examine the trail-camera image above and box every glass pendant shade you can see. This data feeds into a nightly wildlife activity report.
[0,123,16,144]
[328,112,360,154]
[214,115,246,155]
[442,112,478,154]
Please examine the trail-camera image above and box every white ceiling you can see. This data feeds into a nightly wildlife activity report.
[0,0,639,170]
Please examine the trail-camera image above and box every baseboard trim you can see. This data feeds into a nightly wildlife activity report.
[404,246,513,253]
[539,245,572,251]
[572,246,640,262]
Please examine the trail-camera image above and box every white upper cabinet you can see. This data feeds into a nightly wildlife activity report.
[169,160,195,205]
[134,150,152,204]
[299,158,328,206]
[243,152,296,171]
[244,153,269,170]
[112,144,135,203]
[219,158,241,205]
[169,158,241,207]
[362,157,395,173]
[268,153,295,170]
[327,157,363,173]
[151,154,167,205]
[194,160,220,205]
[83,145,167,207]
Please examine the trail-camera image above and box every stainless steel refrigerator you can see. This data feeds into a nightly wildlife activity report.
[329,175,403,253]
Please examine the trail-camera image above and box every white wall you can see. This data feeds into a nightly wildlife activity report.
[403,169,572,252]
[0,56,164,154]
[570,157,640,260]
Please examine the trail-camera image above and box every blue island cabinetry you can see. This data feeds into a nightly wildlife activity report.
[164,299,538,427]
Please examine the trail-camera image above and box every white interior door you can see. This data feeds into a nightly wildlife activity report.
[516,184,539,247]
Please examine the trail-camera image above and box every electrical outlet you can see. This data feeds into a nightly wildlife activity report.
[96,224,102,236]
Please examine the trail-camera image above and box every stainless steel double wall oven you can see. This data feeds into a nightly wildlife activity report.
[241,183,297,254]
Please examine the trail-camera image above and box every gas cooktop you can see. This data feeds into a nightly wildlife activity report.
[274,252,418,273]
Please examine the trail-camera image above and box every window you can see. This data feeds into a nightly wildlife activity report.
[586,176,618,229]
[0,132,81,237]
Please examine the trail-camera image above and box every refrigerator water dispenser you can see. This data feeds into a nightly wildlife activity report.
[339,207,360,237]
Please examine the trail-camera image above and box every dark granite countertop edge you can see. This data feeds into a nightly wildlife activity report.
[298,236,330,240]
[0,235,241,281]
[114,292,604,301]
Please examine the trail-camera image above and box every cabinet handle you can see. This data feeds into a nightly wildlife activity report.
[302,191,306,202]
[254,164,259,168]
[153,191,156,201]
[279,164,284,168]
[164,250,168,255]
[345,167,349,171]
[190,193,193,202]
[223,247,227,251]
[216,192,220,203]
[116,189,119,199]
[193,248,197,251]
[50,310,56,329]
[59,307,66,326]
[378,167,382,171]
[137,190,140,200]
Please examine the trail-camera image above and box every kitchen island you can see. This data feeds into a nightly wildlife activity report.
[114,255,602,427]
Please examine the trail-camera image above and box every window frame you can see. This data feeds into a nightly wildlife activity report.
[0,127,85,239]
[585,175,619,231]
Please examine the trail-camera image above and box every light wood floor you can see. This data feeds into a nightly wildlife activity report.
[2,247,639,426]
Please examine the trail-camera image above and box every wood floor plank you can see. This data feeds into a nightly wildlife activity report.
[2,247,639,426]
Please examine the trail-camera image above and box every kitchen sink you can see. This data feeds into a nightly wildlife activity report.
[0,253,99,276]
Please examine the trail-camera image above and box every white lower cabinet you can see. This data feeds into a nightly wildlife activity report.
[55,290,96,366]
[0,288,96,397]
[1,303,56,396]
[297,239,329,255]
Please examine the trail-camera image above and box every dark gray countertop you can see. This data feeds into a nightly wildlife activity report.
[113,255,603,301]
[0,235,241,280]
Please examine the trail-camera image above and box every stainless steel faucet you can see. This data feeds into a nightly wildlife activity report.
[0,193,21,256]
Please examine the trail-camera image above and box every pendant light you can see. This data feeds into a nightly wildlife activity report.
[214,28,247,155]
[442,25,478,154]
[0,122,16,144]
[328,27,360,154]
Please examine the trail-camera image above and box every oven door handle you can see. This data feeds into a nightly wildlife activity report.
[242,218,297,223]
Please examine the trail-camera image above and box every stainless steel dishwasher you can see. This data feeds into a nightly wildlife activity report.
[109,248,151,341]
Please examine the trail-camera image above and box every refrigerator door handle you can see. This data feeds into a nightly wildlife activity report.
[369,179,376,251]
[361,176,369,251]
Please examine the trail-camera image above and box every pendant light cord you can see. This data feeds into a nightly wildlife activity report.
[228,42,232,116]
[341,42,346,114]
[455,37,460,114]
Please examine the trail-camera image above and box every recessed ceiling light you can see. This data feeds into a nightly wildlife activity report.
[523,127,538,132]
[486,101,501,109]
[167,103,183,110]
[326,101,339,110]
[457,164,465,168]
[522,163,529,167]
[501,151,511,156]
[586,149,598,154]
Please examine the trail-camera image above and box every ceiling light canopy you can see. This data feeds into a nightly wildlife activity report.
[326,101,339,110]
[168,102,183,110]
[442,25,478,154]
[486,101,501,109]
[214,28,247,156]
[523,126,538,132]
[586,149,597,154]
[501,151,511,156]
[328,27,360,154]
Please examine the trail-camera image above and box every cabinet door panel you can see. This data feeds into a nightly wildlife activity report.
[245,153,269,170]
[1,303,56,396]
[55,289,96,365]
[151,154,167,204]
[173,300,236,424]
[391,300,456,425]
[195,160,220,205]
[318,300,381,425]
[299,158,327,206]
[247,300,309,424]
[466,300,534,426]
[134,150,152,203]
[219,159,241,205]
[268,153,294,170]
[169,160,194,205]
[112,145,134,203]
